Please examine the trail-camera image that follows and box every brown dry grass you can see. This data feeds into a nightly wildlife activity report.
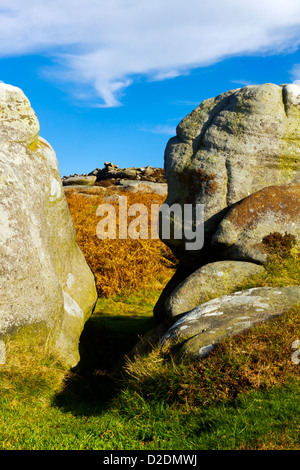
[65,188,177,296]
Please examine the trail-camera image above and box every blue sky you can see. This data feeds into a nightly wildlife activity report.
[1,0,300,176]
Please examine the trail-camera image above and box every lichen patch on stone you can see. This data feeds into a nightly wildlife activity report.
[199,344,214,357]
[66,273,75,290]
[285,84,300,106]
[0,205,13,243]
[203,310,224,317]
[63,291,83,319]
[50,178,62,201]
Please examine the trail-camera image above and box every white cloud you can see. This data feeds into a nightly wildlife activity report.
[172,100,201,107]
[230,79,260,87]
[1,0,300,107]
[140,124,176,136]
[291,64,300,84]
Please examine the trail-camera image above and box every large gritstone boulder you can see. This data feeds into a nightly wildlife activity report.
[161,83,300,268]
[161,260,265,323]
[0,84,98,367]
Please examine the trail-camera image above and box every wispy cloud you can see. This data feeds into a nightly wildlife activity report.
[140,124,176,136]
[230,79,260,87]
[291,63,300,83]
[172,100,201,107]
[1,0,300,107]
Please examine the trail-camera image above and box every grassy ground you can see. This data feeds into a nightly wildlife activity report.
[0,252,299,450]
[0,191,299,451]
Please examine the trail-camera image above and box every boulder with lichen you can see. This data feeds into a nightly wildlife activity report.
[0,83,98,367]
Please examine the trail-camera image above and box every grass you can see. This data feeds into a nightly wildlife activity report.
[124,303,300,407]
[235,247,299,290]
[65,188,177,296]
[0,190,299,450]
[0,281,299,450]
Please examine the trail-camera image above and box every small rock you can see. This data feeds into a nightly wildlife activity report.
[63,175,97,186]
[117,179,168,196]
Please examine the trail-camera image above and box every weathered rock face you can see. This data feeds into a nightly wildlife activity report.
[0,84,98,367]
[162,83,300,267]
[63,175,97,186]
[148,83,300,356]
[161,261,265,322]
[63,186,107,199]
[161,286,300,359]
[212,183,300,264]
[116,179,167,196]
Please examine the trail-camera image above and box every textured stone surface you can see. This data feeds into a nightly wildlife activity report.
[117,179,168,196]
[163,261,265,321]
[153,263,195,324]
[161,286,300,359]
[161,83,300,267]
[0,83,39,144]
[212,183,300,264]
[64,185,107,198]
[63,175,97,186]
[0,84,98,367]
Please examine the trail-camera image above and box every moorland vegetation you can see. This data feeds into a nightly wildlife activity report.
[0,188,299,450]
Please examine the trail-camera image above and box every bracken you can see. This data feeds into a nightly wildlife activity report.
[65,189,176,296]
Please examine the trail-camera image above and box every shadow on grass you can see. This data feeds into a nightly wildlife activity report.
[52,313,157,417]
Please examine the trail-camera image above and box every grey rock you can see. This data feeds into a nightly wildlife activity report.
[0,83,39,144]
[0,84,98,367]
[153,263,195,324]
[161,83,300,268]
[163,261,265,321]
[63,175,97,186]
[63,185,107,200]
[117,179,168,196]
[212,183,300,264]
[66,163,166,185]
[161,286,300,359]
[120,169,137,179]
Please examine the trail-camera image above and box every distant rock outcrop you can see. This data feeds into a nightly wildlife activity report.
[0,84,98,367]
[62,161,168,197]
[90,161,166,183]
[62,161,166,184]
[62,162,168,199]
